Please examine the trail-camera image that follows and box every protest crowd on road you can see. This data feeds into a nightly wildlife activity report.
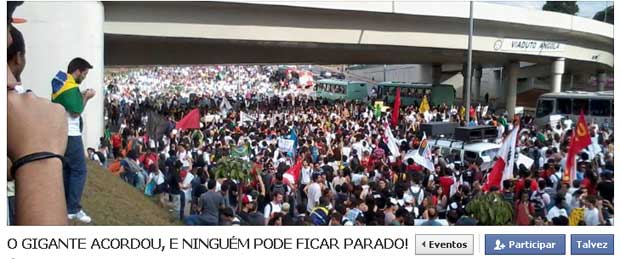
[94,65,614,226]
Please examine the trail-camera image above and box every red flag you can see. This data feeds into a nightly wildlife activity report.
[391,87,401,126]
[563,111,592,183]
[483,155,506,192]
[283,158,303,184]
[175,108,201,130]
[483,126,519,192]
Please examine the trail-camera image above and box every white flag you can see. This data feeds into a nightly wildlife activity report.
[484,126,520,191]
[384,124,400,157]
[502,126,520,181]
[413,132,435,172]
[220,97,232,115]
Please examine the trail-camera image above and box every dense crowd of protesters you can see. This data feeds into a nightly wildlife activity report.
[94,65,614,226]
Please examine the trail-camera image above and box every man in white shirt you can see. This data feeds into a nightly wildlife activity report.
[583,196,601,226]
[546,196,568,222]
[405,181,425,206]
[264,192,284,225]
[177,144,190,168]
[306,174,322,213]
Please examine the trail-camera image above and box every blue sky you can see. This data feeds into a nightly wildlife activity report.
[488,1,613,18]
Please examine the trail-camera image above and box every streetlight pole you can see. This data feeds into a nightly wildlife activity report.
[464,1,474,124]
[383,64,387,81]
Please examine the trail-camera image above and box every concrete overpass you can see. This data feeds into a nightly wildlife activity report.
[104,1,612,69]
[15,1,614,149]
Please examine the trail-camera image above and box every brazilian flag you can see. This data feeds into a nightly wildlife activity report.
[231,144,249,158]
[51,71,83,114]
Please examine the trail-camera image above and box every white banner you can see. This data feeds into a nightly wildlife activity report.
[203,115,219,123]
[278,139,295,153]
[240,112,256,122]
[516,153,534,169]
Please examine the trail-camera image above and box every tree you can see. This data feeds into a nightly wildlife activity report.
[542,1,579,15]
[593,5,614,24]
[212,157,252,182]
[466,193,514,225]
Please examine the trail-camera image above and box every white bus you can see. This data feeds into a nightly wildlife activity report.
[534,91,613,128]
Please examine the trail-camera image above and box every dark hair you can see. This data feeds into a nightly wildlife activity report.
[585,195,597,205]
[538,179,546,189]
[524,179,532,190]
[127,149,139,160]
[220,181,230,192]
[174,160,183,170]
[268,212,284,225]
[427,207,438,219]
[319,196,330,207]
[7,2,23,25]
[551,215,569,226]
[221,207,234,218]
[395,207,408,218]
[207,178,217,190]
[554,195,565,206]
[67,57,93,74]
[7,26,24,61]
[502,179,513,190]
[311,173,320,182]
[330,211,343,224]
[447,210,459,224]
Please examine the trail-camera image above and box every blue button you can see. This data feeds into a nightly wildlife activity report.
[571,234,614,255]
[485,234,565,255]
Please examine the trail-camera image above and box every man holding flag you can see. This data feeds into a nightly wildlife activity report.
[563,111,591,183]
[383,123,400,162]
[412,132,435,172]
[483,124,520,192]
[52,58,95,224]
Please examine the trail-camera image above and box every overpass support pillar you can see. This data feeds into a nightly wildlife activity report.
[597,71,608,91]
[474,66,482,103]
[505,61,519,120]
[432,64,442,85]
[14,1,104,151]
[550,58,565,93]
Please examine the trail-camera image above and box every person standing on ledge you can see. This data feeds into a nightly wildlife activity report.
[51,57,95,223]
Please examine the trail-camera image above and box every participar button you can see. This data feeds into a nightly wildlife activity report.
[415,234,474,255]
[485,234,565,255]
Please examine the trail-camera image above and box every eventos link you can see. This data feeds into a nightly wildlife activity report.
[506,240,556,251]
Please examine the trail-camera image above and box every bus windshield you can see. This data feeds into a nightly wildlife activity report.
[536,99,553,118]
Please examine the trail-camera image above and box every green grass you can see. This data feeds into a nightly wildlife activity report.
[73,161,181,225]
